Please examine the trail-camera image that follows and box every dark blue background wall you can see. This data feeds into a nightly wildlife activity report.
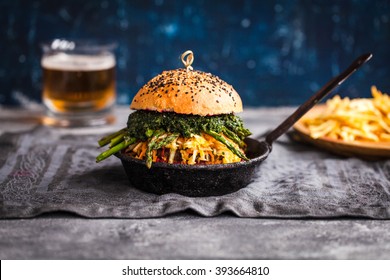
[1,0,389,107]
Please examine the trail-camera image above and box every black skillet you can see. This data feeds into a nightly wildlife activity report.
[116,53,372,197]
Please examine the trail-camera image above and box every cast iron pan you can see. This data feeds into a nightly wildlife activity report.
[116,53,372,197]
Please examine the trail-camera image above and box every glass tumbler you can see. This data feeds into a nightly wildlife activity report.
[41,39,117,127]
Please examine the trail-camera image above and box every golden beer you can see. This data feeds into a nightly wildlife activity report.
[42,53,116,114]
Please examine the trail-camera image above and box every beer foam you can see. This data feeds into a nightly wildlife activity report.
[41,53,116,71]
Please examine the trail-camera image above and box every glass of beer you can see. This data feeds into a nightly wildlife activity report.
[41,39,117,127]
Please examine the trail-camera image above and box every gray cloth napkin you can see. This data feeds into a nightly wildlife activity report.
[1,124,390,219]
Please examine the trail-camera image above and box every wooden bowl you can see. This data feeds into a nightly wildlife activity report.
[293,105,390,160]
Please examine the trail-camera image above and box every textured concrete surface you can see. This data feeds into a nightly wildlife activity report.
[1,213,390,259]
[1,108,389,260]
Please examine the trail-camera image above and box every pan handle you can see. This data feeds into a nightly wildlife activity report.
[264,53,372,146]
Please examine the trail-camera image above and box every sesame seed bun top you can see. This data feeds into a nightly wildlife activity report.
[130,68,243,116]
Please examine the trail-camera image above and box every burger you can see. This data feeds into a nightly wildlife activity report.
[96,51,251,168]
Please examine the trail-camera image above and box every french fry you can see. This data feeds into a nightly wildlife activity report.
[301,86,390,143]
